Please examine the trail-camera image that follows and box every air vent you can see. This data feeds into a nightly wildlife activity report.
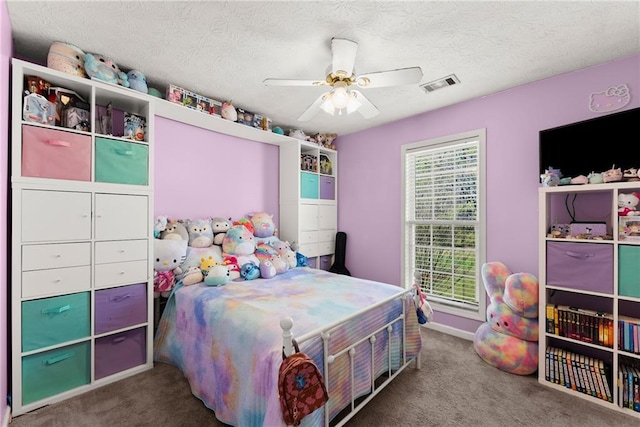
[420,74,460,93]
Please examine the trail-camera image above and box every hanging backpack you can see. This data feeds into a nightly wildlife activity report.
[278,339,329,426]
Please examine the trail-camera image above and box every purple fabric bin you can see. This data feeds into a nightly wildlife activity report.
[546,241,613,293]
[319,176,335,200]
[95,327,146,379]
[95,283,147,334]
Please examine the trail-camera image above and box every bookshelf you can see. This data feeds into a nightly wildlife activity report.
[538,182,640,418]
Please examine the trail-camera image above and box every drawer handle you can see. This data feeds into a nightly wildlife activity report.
[113,337,128,344]
[44,352,74,365]
[41,304,71,315]
[111,294,131,302]
[564,250,593,260]
[44,139,71,147]
[114,148,134,156]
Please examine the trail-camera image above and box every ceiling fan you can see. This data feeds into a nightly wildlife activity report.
[263,38,423,121]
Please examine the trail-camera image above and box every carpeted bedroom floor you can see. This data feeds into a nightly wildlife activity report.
[8,328,638,427]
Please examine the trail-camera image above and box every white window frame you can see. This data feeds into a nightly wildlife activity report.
[401,128,486,321]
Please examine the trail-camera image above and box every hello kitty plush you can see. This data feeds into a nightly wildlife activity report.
[154,239,187,298]
[618,192,640,216]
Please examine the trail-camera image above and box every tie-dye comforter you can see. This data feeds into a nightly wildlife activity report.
[154,267,422,426]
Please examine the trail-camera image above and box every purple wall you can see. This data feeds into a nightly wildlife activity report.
[0,0,10,421]
[154,117,280,223]
[336,54,640,334]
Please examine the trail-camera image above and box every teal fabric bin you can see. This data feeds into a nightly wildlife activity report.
[619,245,640,297]
[300,172,319,199]
[22,292,90,352]
[22,341,90,404]
[95,137,148,185]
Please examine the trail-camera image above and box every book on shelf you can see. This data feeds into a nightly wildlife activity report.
[634,366,640,412]
[599,360,612,403]
[566,351,577,391]
[545,346,551,382]
[588,357,601,399]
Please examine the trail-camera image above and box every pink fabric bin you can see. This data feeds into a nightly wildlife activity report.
[22,125,91,181]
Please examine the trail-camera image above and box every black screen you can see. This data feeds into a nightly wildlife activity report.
[539,107,640,179]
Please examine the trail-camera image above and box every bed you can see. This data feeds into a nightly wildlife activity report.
[153,266,422,427]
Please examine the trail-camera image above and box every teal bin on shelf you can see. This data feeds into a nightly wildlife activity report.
[300,172,319,199]
[618,245,640,298]
[22,292,90,352]
[95,137,149,185]
[22,341,90,405]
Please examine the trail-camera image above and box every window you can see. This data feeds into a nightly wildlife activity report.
[401,129,486,321]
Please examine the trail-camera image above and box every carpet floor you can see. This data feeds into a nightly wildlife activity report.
[8,328,639,426]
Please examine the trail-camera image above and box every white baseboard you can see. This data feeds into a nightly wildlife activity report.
[421,321,475,341]
[2,407,10,427]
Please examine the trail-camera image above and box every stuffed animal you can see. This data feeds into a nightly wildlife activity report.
[153,239,188,298]
[161,219,189,241]
[233,218,254,234]
[473,262,539,375]
[186,218,214,248]
[127,70,148,93]
[182,266,204,286]
[221,101,237,121]
[315,133,337,149]
[259,259,277,279]
[222,225,259,266]
[154,216,168,238]
[618,192,640,216]
[204,265,231,286]
[222,255,241,280]
[211,217,233,246]
[250,212,278,245]
[239,262,260,280]
[47,42,87,77]
[83,53,129,87]
[200,256,219,277]
[269,239,297,269]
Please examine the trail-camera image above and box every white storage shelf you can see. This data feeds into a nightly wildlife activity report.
[10,59,154,416]
[538,182,640,419]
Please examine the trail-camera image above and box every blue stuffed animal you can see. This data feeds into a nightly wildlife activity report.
[83,53,129,87]
[127,69,148,93]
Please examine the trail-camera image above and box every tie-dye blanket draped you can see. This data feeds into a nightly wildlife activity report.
[153,267,422,427]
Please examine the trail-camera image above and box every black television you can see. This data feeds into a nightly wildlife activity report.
[539,107,640,179]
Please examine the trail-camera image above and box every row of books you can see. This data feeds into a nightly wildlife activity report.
[545,346,613,402]
[619,362,640,412]
[545,304,614,348]
[619,316,640,354]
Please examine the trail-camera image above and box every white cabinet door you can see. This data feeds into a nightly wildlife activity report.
[299,204,319,230]
[319,205,337,230]
[95,194,148,240]
[21,190,91,242]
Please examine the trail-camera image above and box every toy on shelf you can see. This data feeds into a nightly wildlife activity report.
[221,100,238,121]
[83,53,129,87]
[127,70,148,93]
[47,42,87,78]
[587,171,603,184]
[602,165,623,183]
[540,167,561,187]
[623,168,640,182]
[618,192,640,216]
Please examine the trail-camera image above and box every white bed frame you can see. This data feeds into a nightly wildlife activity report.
[281,288,422,427]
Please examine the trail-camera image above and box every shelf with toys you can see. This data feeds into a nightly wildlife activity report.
[538,176,640,419]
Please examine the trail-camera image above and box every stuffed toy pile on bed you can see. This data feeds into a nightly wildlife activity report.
[153,211,303,296]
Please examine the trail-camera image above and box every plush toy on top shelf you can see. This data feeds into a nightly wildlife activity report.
[221,101,238,121]
[618,192,640,216]
[127,69,148,93]
[83,53,130,87]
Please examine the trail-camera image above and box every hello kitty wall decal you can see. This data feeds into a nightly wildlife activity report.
[589,83,631,113]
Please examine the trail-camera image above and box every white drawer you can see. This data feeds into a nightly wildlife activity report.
[318,240,334,256]
[22,265,90,299]
[298,243,319,258]
[94,260,148,289]
[95,240,148,264]
[22,243,90,271]
[22,190,91,242]
[318,230,335,242]
[299,231,318,245]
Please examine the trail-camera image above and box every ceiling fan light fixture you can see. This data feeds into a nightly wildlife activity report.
[331,82,351,109]
[346,92,361,114]
[320,95,336,115]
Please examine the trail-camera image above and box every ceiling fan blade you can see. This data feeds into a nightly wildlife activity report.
[297,92,330,121]
[350,90,379,119]
[356,67,423,88]
[331,38,358,78]
[263,78,326,87]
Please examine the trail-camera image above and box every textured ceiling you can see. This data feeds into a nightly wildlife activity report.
[6,1,640,137]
